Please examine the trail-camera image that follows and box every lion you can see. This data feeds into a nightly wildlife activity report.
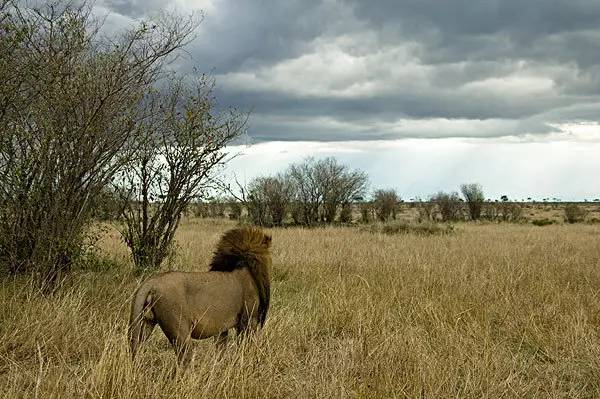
[128,227,272,365]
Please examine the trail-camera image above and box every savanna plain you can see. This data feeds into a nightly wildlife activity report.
[2,217,600,398]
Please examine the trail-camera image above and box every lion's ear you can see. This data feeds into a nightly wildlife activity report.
[263,235,272,247]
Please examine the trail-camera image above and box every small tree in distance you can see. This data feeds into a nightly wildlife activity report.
[373,189,401,221]
[431,191,462,222]
[460,183,485,220]
[246,174,292,227]
[287,157,368,225]
[564,203,587,224]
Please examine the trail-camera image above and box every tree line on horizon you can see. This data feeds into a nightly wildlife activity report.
[179,157,592,228]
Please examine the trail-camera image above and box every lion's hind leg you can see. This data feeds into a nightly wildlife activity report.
[129,318,156,359]
[158,318,194,368]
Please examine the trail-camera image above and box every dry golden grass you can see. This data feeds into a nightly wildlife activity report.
[2,219,600,398]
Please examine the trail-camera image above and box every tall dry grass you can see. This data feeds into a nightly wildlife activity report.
[1,219,600,398]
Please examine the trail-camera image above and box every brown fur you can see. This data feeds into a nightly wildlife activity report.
[128,227,272,365]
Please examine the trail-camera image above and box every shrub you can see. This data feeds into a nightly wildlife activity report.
[460,183,485,220]
[359,202,375,223]
[287,157,368,225]
[246,175,292,227]
[364,222,454,236]
[228,201,243,220]
[373,189,401,221]
[339,204,353,223]
[564,204,587,224]
[0,1,197,284]
[532,218,554,226]
[431,191,463,222]
[417,200,435,222]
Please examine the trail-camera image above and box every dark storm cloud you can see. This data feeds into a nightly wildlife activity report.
[215,86,570,121]
[96,0,600,141]
[99,0,344,73]
[184,1,345,74]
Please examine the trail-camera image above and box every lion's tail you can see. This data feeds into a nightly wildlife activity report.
[128,282,156,360]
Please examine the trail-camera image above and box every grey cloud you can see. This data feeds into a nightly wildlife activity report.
[98,0,345,73]
[215,85,571,121]
[93,0,600,141]
[345,0,600,68]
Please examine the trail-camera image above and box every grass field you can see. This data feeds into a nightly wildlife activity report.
[2,218,600,398]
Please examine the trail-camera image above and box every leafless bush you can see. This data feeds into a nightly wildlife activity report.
[191,202,210,218]
[118,77,245,272]
[431,191,462,222]
[90,187,124,222]
[210,197,228,218]
[564,204,587,224]
[287,157,368,225]
[0,1,197,283]
[339,203,354,223]
[460,183,485,220]
[416,199,435,222]
[228,200,243,220]
[500,202,523,222]
[359,201,375,223]
[373,189,401,221]
[245,175,292,227]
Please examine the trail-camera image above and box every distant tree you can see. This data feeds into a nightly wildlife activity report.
[228,199,243,220]
[373,189,401,221]
[317,158,369,223]
[564,204,587,224]
[359,201,375,223]
[287,159,321,225]
[431,191,462,222]
[500,195,509,202]
[246,174,292,227]
[207,196,227,218]
[287,157,368,225]
[339,203,354,223]
[460,183,485,220]
[416,198,435,222]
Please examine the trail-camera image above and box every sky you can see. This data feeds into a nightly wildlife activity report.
[94,0,600,200]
